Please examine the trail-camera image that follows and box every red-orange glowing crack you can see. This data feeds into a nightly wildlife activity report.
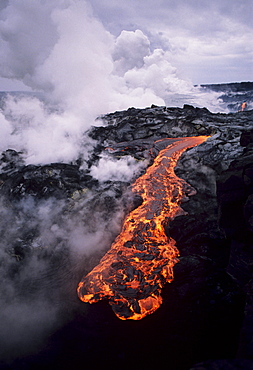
[78,136,209,320]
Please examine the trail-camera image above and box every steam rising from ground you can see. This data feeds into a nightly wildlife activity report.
[90,154,148,182]
[0,186,128,362]
[0,0,224,165]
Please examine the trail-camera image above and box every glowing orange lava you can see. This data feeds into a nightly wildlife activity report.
[240,102,247,111]
[78,136,209,320]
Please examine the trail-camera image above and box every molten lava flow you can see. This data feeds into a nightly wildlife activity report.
[78,136,209,320]
[240,102,247,111]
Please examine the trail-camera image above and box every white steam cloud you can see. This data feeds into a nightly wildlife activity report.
[0,0,206,166]
[90,153,148,183]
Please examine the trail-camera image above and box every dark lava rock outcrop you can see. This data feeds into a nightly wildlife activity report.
[1,105,253,369]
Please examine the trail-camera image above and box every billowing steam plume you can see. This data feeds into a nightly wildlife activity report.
[0,0,221,165]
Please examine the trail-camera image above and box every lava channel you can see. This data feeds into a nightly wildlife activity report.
[78,136,209,320]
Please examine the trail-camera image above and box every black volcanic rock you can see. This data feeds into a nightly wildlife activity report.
[1,105,253,369]
[91,105,214,144]
[201,81,253,93]
[0,158,96,200]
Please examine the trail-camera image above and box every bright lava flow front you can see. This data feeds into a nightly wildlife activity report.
[78,136,209,320]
